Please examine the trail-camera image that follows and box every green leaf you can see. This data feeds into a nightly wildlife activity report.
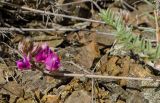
[141,39,145,51]
[155,44,160,58]
[100,9,160,61]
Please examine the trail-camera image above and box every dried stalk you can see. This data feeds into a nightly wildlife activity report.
[0,27,79,31]
[43,71,160,82]
[155,0,160,44]
[55,0,101,11]
[154,10,160,44]
[0,1,105,24]
[0,27,116,36]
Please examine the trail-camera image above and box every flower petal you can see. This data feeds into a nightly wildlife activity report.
[45,54,60,71]
[35,43,53,62]
[16,56,31,70]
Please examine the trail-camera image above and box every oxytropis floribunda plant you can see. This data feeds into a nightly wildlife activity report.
[16,38,60,72]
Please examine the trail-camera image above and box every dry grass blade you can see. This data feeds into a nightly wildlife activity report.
[0,1,105,24]
[55,0,101,11]
[0,27,116,37]
[43,71,160,82]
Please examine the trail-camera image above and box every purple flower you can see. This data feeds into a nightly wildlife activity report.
[34,43,61,71]
[45,54,60,71]
[35,43,53,62]
[16,56,31,70]
[16,42,61,72]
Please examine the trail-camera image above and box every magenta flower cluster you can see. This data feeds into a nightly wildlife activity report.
[16,42,60,72]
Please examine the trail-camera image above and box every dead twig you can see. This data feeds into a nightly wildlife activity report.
[0,27,80,32]
[0,27,116,36]
[0,1,105,24]
[55,0,101,11]
[155,0,160,44]
[43,71,160,82]
[64,61,90,74]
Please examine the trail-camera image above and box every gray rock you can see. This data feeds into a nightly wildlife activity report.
[64,90,91,103]
[140,81,160,103]
[126,92,148,103]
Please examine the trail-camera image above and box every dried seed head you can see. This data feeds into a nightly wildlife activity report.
[120,10,130,24]
[31,43,41,56]
[18,37,33,55]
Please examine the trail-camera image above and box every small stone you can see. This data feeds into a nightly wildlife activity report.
[16,97,35,103]
[140,81,160,103]
[126,92,148,103]
[64,90,91,103]
[41,95,59,103]
[75,41,100,69]
[2,81,24,97]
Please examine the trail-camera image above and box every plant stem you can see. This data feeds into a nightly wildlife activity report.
[155,0,160,44]
[43,71,160,82]
[0,1,105,24]
[154,10,159,44]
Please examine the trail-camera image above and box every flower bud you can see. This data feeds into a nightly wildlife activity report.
[31,43,41,56]
[120,10,130,24]
[18,37,33,55]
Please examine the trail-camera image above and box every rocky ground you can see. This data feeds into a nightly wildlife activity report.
[0,0,160,103]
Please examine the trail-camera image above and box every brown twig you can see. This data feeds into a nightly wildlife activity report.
[55,0,101,11]
[0,27,80,31]
[154,10,160,44]
[64,61,90,74]
[56,0,89,6]
[155,0,160,44]
[0,27,116,36]
[0,1,105,24]
[43,71,160,82]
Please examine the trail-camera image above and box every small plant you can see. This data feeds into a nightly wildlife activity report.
[99,9,160,61]
[16,38,60,71]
